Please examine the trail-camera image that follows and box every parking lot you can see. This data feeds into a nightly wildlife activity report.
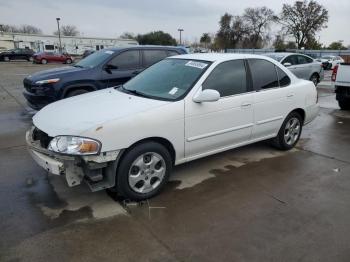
[1,61,350,262]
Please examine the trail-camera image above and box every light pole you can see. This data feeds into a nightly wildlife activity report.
[56,18,62,53]
[178,28,184,46]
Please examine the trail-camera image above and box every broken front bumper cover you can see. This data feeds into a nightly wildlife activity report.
[26,127,121,191]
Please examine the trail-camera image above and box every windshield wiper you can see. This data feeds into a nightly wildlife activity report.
[119,85,150,98]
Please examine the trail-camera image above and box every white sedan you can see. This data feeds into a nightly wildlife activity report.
[26,53,319,200]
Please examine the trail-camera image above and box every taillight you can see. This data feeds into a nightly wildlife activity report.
[331,65,338,81]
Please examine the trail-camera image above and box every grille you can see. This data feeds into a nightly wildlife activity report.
[23,78,35,93]
[32,128,53,148]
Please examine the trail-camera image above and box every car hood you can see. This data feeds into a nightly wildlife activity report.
[27,66,86,82]
[33,88,170,137]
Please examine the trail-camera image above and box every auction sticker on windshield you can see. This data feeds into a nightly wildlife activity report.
[185,61,208,69]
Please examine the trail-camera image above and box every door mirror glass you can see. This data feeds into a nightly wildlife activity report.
[283,62,292,67]
[193,89,220,103]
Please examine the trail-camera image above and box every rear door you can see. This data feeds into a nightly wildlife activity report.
[248,59,295,139]
[102,50,141,88]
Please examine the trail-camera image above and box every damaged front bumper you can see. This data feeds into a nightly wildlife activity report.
[26,127,122,191]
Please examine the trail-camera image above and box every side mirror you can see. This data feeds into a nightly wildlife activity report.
[283,62,292,67]
[193,89,220,103]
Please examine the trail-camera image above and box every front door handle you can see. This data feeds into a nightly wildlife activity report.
[286,94,294,98]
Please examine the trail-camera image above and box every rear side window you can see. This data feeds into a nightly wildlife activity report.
[297,55,308,64]
[305,56,313,63]
[143,50,168,67]
[168,50,180,56]
[276,67,291,87]
[248,59,279,90]
[283,55,298,65]
[109,50,140,69]
[203,60,247,97]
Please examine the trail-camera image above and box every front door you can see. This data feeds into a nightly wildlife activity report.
[101,50,142,88]
[185,59,254,158]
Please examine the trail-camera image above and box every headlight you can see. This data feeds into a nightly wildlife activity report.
[35,78,60,85]
[48,136,101,155]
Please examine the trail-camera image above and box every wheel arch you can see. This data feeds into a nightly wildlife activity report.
[61,83,97,98]
[289,108,305,124]
[121,137,176,166]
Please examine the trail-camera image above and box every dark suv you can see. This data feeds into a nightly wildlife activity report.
[0,48,34,61]
[23,46,187,109]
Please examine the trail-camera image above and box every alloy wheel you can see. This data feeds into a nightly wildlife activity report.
[284,117,301,145]
[128,152,166,194]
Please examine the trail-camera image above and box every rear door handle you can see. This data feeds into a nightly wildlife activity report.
[241,102,252,108]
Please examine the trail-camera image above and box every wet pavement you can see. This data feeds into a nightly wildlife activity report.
[0,62,349,262]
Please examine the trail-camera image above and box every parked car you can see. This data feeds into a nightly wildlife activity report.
[26,53,319,200]
[0,48,34,61]
[23,46,187,109]
[264,53,324,86]
[32,52,74,65]
[332,63,350,110]
[82,50,95,58]
[317,55,345,70]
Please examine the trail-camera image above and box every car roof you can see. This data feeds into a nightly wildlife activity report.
[106,45,185,52]
[167,53,276,62]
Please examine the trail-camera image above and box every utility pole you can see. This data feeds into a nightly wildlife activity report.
[56,18,62,53]
[178,28,184,46]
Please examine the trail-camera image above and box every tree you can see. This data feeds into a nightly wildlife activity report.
[119,32,135,39]
[200,33,211,48]
[136,31,176,46]
[0,24,42,34]
[327,41,347,50]
[273,35,286,50]
[279,0,328,49]
[54,25,79,36]
[243,7,277,48]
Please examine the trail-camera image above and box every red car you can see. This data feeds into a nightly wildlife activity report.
[33,52,74,64]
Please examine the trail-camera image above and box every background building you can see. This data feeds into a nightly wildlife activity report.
[0,32,138,54]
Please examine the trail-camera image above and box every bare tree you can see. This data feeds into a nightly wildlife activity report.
[54,25,79,36]
[1,24,42,34]
[119,32,135,39]
[243,7,277,48]
[279,0,328,49]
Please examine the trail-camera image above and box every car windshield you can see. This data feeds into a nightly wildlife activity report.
[75,49,115,68]
[122,58,210,101]
[264,53,286,62]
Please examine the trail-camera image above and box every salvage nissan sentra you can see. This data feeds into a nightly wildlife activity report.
[26,53,319,200]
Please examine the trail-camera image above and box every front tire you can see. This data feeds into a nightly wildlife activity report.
[66,58,72,64]
[4,56,10,62]
[41,59,47,64]
[115,142,172,201]
[271,112,303,150]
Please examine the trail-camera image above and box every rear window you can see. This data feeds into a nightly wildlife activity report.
[143,50,168,67]
[276,67,291,87]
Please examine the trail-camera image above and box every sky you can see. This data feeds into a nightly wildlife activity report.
[0,0,349,46]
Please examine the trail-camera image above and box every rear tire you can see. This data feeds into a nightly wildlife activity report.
[271,111,303,151]
[4,56,10,62]
[338,100,350,110]
[65,89,89,98]
[28,57,34,62]
[114,142,172,201]
[41,59,47,64]
[310,73,319,86]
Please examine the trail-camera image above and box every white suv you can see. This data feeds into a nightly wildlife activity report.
[26,53,319,200]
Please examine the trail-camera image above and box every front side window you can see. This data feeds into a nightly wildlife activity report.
[109,50,140,70]
[248,59,279,90]
[122,59,210,101]
[143,50,168,67]
[202,60,247,97]
[297,55,308,64]
[75,49,115,68]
